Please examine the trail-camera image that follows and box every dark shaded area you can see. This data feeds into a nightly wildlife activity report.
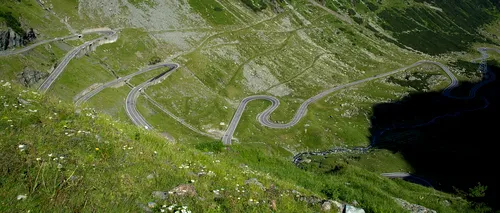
[369,61,500,209]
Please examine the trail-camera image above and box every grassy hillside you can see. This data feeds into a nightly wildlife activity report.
[0,82,482,213]
[321,0,500,54]
[1,0,500,211]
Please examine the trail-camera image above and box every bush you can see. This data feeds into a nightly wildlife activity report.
[148,56,161,65]
[241,0,267,12]
[194,140,224,153]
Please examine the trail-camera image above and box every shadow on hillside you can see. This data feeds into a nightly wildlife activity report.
[368,62,500,209]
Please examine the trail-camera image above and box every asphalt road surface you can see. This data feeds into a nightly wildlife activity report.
[125,64,178,130]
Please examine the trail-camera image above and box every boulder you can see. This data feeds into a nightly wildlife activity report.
[321,201,331,211]
[345,205,365,213]
[151,191,168,200]
[330,200,345,212]
[17,69,48,87]
[170,184,197,197]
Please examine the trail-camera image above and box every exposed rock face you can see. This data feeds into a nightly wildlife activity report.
[395,198,437,213]
[0,28,36,50]
[17,68,48,87]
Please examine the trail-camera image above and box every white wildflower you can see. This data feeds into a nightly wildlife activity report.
[48,153,53,157]
[36,158,41,161]
[18,144,26,152]
[16,194,27,200]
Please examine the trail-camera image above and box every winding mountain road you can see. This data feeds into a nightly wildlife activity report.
[0,29,117,94]
[74,62,218,138]
[222,60,459,145]
[74,63,174,106]
[38,30,117,93]
[0,29,115,57]
[125,64,179,130]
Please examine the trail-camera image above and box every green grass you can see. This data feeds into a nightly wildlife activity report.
[2,83,481,212]
[1,0,500,211]
[48,54,116,101]
[188,0,237,25]
[0,0,70,37]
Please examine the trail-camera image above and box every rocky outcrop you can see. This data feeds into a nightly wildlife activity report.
[292,191,365,213]
[0,28,36,50]
[394,198,437,213]
[1,28,23,50]
[293,147,370,166]
[170,184,197,197]
[17,68,47,87]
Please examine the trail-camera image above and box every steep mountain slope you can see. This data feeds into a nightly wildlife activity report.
[1,0,500,211]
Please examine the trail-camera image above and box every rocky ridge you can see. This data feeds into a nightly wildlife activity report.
[0,27,36,50]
